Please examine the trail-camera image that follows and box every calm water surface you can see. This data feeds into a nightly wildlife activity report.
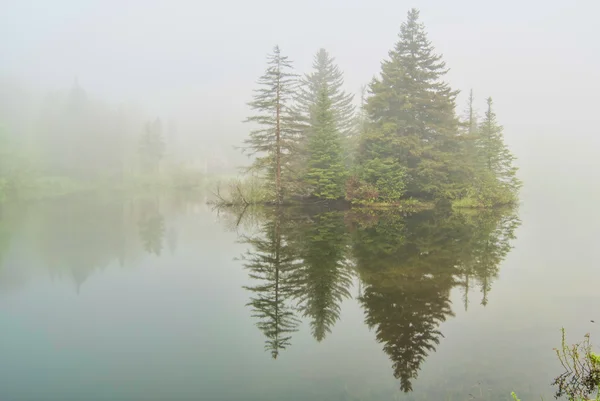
[0,186,599,401]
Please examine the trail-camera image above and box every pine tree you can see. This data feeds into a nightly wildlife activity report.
[244,46,302,204]
[304,87,346,199]
[296,48,355,137]
[478,98,521,194]
[358,8,463,200]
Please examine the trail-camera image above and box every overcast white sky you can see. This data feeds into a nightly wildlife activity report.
[2,0,599,178]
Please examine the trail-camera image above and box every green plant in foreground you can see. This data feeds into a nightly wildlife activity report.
[513,330,600,401]
[552,328,600,401]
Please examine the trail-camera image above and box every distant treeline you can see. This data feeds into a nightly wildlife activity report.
[238,8,521,208]
[0,82,219,201]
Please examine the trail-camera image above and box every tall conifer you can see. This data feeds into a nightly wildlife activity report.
[358,8,463,200]
[244,46,301,204]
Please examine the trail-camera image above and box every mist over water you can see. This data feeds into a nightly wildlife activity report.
[1,0,599,400]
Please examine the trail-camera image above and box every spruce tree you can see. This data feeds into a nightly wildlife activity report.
[244,46,301,204]
[304,87,346,199]
[478,98,521,194]
[464,89,478,136]
[358,8,463,200]
[296,48,355,137]
[455,89,484,200]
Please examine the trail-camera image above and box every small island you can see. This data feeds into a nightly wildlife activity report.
[214,8,521,210]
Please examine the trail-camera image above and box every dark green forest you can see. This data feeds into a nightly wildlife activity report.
[238,8,521,208]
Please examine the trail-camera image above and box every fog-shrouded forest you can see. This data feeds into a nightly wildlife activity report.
[2,1,599,208]
[1,9,521,207]
[3,9,521,208]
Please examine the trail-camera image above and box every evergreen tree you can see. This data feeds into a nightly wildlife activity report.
[464,89,478,136]
[455,90,484,201]
[139,118,165,175]
[478,98,521,193]
[296,48,355,138]
[346,84,369,166]
[304,87,347,199]
[358,8,463,200]
[244,46,302,204]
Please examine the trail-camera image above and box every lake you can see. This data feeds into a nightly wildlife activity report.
[1,185,599,401]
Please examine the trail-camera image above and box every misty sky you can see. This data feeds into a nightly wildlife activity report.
[2,0,599,180]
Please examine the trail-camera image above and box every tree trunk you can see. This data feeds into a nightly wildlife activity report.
[275,70,282,204]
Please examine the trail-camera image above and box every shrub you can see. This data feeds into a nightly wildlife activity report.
[345,175,379,203]
[211,176,269,206]
[553,329,600,401]
[358,157,406,203]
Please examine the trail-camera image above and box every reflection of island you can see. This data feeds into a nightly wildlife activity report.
[227,205,520,390]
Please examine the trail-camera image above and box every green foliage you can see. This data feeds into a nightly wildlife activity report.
[303,87,347,199]
[243,46,302,204]
[453,96,521,208]
[345,175,379,203]
[212,175,269,206]
[296,48,355,137]
[553,329,600,401]
[356,157,406,203]
[478,98,522,193]
[233,11,520,208]
[296,48,356,170]
[357,8,463,201]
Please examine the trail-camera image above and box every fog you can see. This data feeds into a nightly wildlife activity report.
[2,0,599,185]
[2,3,600,399]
